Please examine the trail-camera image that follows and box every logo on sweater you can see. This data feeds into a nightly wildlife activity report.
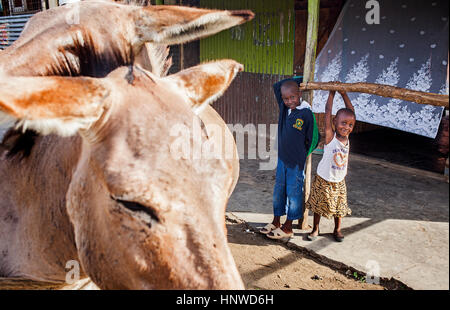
[293,118,304,131]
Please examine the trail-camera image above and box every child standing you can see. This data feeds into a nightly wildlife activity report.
[306,90,355,242]
[259,77,319,239]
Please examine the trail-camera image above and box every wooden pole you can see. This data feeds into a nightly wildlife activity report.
[179,0,184,70]
[300,0,320,230]
[300,81,449,108]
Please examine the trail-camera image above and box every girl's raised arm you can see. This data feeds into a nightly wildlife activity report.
[324,91,336,145]
[339,91,355,112]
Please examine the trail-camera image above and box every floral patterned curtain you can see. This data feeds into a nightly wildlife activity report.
[312,0,448,138]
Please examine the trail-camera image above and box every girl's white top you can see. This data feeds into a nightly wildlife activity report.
[316,134,350,183]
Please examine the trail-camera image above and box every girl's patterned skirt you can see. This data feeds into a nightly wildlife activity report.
[305,174,351,219]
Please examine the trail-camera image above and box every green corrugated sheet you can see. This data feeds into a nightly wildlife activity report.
[200,0,295,75]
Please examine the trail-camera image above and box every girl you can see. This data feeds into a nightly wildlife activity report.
[306,90,355,242]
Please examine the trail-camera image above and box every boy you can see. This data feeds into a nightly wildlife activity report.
[260,77,319,239]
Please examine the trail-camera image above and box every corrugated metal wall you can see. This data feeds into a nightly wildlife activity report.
[211,72,288,126]
[199,0,294,126]
[200,0,294,76]
[0,14,33,49]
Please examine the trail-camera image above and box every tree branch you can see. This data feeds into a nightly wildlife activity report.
[300,81,449,107]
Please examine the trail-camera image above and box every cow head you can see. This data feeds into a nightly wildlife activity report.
[0,0,252,165]
[0,60,244,289]
[0,0,254,289]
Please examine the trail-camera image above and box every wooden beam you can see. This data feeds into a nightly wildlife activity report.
[300,81,449,108]
[300,0,320,230]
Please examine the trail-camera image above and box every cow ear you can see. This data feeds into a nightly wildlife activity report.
[134,5,254,46]
[164,60,243,114]
[0,76,110,136]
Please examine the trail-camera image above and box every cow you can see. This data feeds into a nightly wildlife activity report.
[0,1,253,289]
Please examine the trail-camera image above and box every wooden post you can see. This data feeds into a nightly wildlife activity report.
[179,0,184,70]
[299,0,320,230]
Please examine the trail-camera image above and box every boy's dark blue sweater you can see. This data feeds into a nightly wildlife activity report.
[273,77,317,169]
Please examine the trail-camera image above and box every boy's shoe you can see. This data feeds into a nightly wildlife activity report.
[259,223,277,234]
[267,227,293,239]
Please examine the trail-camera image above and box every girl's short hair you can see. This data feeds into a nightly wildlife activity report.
[336,108,356,119]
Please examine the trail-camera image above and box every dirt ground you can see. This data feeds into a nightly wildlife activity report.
[226,217,409,290]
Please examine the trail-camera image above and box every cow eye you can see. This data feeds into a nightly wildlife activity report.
[111,196,160,227]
